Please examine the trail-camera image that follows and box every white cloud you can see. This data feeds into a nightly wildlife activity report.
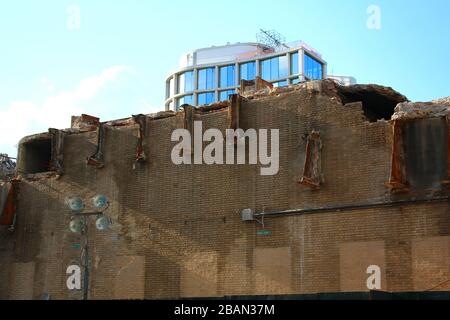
[0,65,131,157]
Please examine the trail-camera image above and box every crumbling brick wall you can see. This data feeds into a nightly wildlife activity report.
[1,85,449,299]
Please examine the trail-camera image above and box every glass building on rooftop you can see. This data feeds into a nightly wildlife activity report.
[165,41,328,111]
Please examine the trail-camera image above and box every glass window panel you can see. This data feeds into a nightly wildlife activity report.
[304,54,323,80]
[219,89,235,101]
[290,52,299,75]
[240,62,256,81]
[270,57,279,80]
[273,80,288,88]
[168,77,174,97]
[291,78,301,84]
[261,59,271,81]
[227,65,235,86]
[220,65,236,88]
[261,56,288,81]
[198,92,215,105]
[198,69,207,90]
[176,95,193,109]
[207,68,214,88]
[178,71,194,93]
[199,68,215,90]
[220,67,226,88]
[279,55,288,78]
[185,71,194,91]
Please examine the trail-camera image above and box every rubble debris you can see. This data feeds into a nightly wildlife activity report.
[299,130,324,189]
[392,102,450,120]
[87,124,106,169]
[196,100,229,113]
[432,97,450,106]
[149,110,177,120]
[71,114,100,130]
[104,117,135,128]
[239,77,273,97]
[0,154,16,182]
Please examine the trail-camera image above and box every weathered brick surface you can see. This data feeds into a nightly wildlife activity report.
[1,89,449,299]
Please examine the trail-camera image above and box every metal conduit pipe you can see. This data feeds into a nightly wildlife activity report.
[252,196,450,218]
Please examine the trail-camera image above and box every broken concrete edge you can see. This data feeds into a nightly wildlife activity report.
[392,102,450,120]
[14,80,448,177]
[13,80,408,143]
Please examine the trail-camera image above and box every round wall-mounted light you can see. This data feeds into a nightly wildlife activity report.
[95,215,111,231]
[92,194,108,210]
[66,197,85,213]
[69,218,85,233]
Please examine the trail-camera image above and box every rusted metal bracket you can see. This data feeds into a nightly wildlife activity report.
[228,94,241,130]
[182,104,195,156]
[87,123,106,169]
[385,120,408,192]
[0,179,19,226]
[183,104,195,133]
[227,94,241,145]
[299,130,324,189]
[49,128,66,175]
[132,114,147,165]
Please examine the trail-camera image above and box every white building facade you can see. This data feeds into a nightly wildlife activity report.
[165,41,332,111]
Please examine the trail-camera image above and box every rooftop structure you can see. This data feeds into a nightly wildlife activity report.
[165,40,328,110]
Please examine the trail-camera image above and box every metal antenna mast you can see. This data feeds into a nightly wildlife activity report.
[256,29,289,49]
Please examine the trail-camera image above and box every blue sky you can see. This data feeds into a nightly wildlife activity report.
[1,0,449,157]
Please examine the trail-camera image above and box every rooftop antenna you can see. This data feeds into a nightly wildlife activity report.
[256,29,289,50]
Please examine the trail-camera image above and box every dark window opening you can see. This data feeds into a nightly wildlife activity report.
[22,138,52,174]
[337,85,408,122]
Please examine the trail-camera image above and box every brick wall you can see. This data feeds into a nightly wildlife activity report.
[1,88,449,299]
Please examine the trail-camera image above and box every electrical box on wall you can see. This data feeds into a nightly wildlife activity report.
[240,208,254,221]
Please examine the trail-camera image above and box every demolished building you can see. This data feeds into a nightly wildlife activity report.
[1,79,450,299]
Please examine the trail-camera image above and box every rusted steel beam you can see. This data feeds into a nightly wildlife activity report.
[386,120,408,192]
[299,131,323,189]
[228,94,241,130]
[183,105,195,134]
[132,114,147,165]
[0,180,19,226]
[86,123,106,169]
[49,128,66,175]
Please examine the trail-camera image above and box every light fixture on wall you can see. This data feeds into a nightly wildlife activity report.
[66,194,111,233]
[65,194,112,300]
[66,197,85,213]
